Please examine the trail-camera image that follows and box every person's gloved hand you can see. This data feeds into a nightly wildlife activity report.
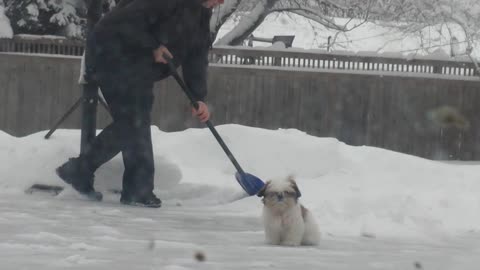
[192,101,210,123]
[153,45,173,64]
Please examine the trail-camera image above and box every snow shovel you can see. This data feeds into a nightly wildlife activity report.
[165,56,265,196]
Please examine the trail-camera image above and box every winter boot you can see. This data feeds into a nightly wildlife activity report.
[120,192,161,208]
[56,157,103,201]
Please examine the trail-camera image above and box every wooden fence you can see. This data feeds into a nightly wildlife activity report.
[1,35,479,77]
[1,52,479,160]
[0,35,85,56]
[209,46,480,77]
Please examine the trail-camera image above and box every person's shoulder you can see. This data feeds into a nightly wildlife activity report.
[182,0,207,8]
[125,0,185,9]
[165,0,193,10]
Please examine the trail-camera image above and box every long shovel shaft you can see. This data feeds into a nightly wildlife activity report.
[204,120,246,175]
[167,59,246,176]
[168,67,200,110]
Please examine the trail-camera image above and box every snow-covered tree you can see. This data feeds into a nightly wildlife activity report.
[0,0,13,38]
[3,0,476,55]
[368,0,480,56]
[4,0,86,38]
[213,0,480,56]
[3,0,371,43]
[213,0,373,46]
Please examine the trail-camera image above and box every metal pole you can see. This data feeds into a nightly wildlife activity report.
[80,0,103,154]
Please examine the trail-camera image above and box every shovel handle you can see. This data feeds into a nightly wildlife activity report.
[165,56,247,176]
[165,57,200,110]
[204,120,246,176]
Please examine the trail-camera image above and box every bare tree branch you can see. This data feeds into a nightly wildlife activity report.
[215,0,280,46]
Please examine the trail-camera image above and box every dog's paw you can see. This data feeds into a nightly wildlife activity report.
[280,240,301,246]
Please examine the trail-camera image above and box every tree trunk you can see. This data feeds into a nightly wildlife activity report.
[215,0,279,46]
[210,0,242,42]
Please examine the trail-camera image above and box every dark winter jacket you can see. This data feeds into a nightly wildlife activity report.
[91,0,212,101]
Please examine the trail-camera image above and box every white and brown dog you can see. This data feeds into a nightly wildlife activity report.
[257,176,320,246]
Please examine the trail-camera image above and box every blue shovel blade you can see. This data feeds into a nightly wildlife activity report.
[235,172,265,196]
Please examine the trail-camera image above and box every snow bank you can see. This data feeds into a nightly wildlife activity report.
[0,125,479,240]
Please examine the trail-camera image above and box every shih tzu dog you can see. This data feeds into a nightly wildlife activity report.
[257,176,320,246]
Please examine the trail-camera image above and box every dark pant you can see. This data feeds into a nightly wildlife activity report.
[82,66,156,198]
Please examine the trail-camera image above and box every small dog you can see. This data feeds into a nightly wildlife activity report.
[257,176,320,246]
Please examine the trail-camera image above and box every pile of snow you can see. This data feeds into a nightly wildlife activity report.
[1,125,479,240]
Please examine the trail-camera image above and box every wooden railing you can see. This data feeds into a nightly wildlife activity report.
[0,35,85,56]
[1,35,479,77]
[209,46,480,77]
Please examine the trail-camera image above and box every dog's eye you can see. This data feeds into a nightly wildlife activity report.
[285,192,296,197]
[265,192,276,198]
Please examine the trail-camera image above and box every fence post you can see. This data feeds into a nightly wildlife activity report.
[432,64,442,74]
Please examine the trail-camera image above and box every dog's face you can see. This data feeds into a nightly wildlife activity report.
[257,176,301,212]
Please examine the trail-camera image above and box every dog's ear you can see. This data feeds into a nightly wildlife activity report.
[288,176,301,198]
[257,180,271,197]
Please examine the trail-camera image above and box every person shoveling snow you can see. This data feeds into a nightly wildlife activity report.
[57,0,224,208]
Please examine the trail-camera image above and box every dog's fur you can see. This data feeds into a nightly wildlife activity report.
[257,176,320,246]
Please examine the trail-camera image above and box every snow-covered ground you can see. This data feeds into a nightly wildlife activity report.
[1,125,479,269]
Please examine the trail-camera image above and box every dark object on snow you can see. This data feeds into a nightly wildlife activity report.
[25,184,64,196]
[25,183,101,201]
[361,232,376,238]
[194,251,206,262]
[165,56,265,196]
[414,261,423,269]
[25,183,117,199]
[148,239,155,250]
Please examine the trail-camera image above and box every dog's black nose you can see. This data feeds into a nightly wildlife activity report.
[276,193,284,201]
